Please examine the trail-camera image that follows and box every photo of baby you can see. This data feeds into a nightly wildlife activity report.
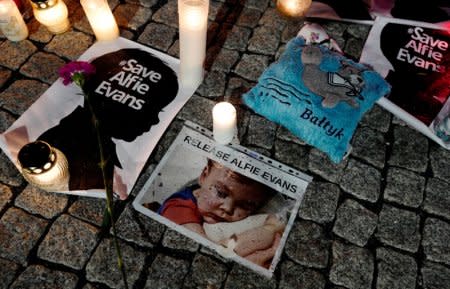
[133,123,311,276]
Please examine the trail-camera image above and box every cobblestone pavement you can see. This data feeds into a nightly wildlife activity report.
[1,1,450,289]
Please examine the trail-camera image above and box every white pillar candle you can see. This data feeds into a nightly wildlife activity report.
[0,0,28,41]
[178,0,209,89]
[30,0,70,34]
[276,0,312,18]
[80,0,119,42]
[213,102,237,144]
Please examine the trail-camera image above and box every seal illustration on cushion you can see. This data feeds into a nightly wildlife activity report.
[302,45,365,108]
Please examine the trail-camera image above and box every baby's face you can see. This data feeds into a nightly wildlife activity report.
[194,165,269,224]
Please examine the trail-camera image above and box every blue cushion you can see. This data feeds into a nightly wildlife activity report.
[242,37,391,163]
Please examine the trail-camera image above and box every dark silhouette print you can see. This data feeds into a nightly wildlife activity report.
[39,48,179,192]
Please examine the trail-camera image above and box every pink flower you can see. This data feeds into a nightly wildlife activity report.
[59,61,96,86]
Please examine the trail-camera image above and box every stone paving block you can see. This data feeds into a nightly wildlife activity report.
[351,126,386,169]
[299,181,340,224]
[376,204,421,253]
[0,110,15,133]
[86,237,147,289]
[144,254,190,289]
[125,0,157,8]
[360,104,391,133]
[333,199,378,246]
[114,3,152,31]
[0,152,24,187]
[0,79,49,115]
[197,70,227,99]
[281,20,304,43]
[115,205,165,247]
[384,167,425,208]
[162,228,200,252]
[242,0,269,11]
[167,39,179,58]
[154,120,185,162]
[183,253,228,289]
[279,260,326,289]
[38,214,99,270]
[429,144,450,182]
[222,25,252,51]
[330,241,374,289]
[138,23,177,52]
[423,178,450,220]
[224,264,277,289]
[0,207,47,265]
[236,7,262,28]
[224,76,254,103]
[421,261,450,289]
[211,48,239,73]
[347,24,371,39]
[0,258,20,289]
[308,148,348,183]
[151,0,177,28]
[422,218,450,266]
[9,265,78,289]
[258,7,287,31]
[343,37,365,60]
[248,25,281,55]
[388,125,428,173]
[285,220,330,269]
[71,6,93,35]
[177,96,214,130]
[45,31,93,60]
[28,19,54,43]
[209,0,229,22]
[245,114,277,149]
[0,67,11,88]
[276,126,306,145]
[340,158,381,203]
[0,183,13,212]
[376,247,417,289]
[19,52,66,84]
[15,185,68,219]
[234,53,270,81]
[274,139,309,171]
[68,197,106,226]
[0,40,37,70]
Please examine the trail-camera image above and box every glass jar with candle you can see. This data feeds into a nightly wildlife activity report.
[276,0,312,18]
[30,0,70,34]
[18,140,70,192]
[0,0,28,41]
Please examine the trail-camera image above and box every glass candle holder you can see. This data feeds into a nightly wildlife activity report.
[30,0,70,34]
[178,0,209,89]
[80,0,119,42]
[18,140,69,192]
[0,0,28,41]
[276,0,312,18]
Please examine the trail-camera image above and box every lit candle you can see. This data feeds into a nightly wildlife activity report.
[0,0,28,41]
[178,0,209,88]
[276,0,312,18]
[80,0,119,42]
[212,102,237,145]
[18,140,69,192]
[30,0,70,34]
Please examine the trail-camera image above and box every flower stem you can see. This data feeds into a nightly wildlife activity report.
[83,93,129,289]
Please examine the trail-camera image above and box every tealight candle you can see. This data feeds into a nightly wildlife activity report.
[18,140,69,192]
[30,0,70,34]
[80,0,119,42]
[178,0,209,88]
[0,0,28,41]
[213,102,237,145]
[276,0,312,18]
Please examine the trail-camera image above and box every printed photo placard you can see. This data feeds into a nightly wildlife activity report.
[133,121,312,277]
[0,37,198,198]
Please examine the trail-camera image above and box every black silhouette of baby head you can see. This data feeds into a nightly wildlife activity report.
[84,48,179,142]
